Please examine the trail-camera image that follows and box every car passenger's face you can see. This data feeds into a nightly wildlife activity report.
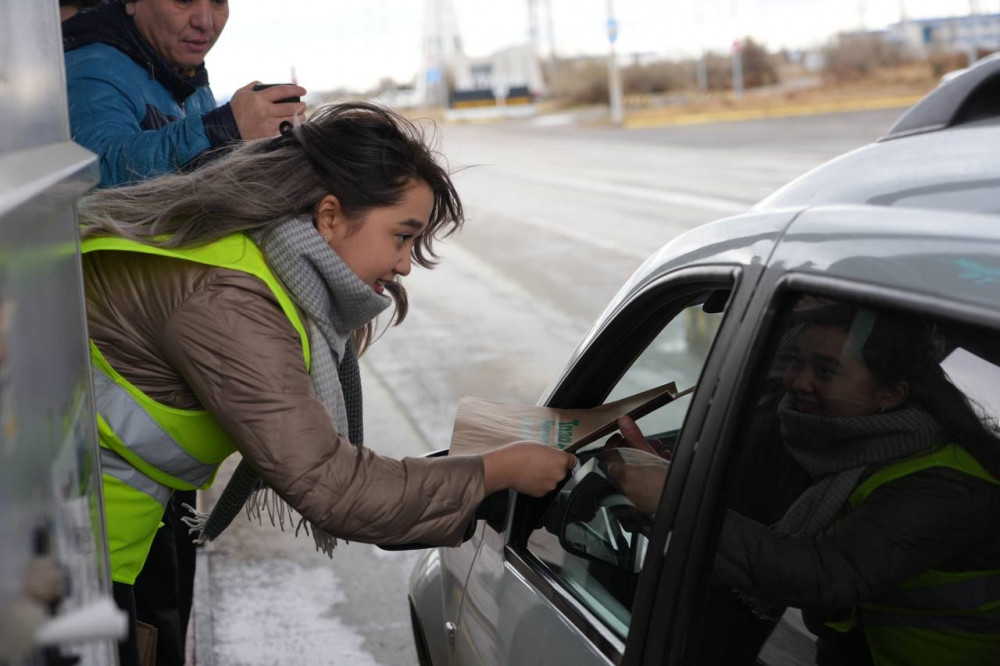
[325,181,434,296]
[126,0,229,72]
[781,325,881,418]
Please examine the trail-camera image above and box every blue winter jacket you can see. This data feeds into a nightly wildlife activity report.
[63,2,240,187]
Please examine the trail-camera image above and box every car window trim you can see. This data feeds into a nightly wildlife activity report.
[545,268,742,411]
[637,272,1000,665]
[504,266,744,664]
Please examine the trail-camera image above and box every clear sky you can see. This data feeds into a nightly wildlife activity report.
[206,0,986,99]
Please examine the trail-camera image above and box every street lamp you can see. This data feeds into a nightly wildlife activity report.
[606,0,623,125]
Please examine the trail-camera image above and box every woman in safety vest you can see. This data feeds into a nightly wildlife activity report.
[78,102,577,666]
[610,298,1000,665]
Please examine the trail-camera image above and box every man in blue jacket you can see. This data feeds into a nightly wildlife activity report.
[63,0,305,187]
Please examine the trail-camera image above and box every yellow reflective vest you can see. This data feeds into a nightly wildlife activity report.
[82,233,310,584]
[829,443,1000,666]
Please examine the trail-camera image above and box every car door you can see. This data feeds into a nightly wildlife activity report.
[449,265,754,665]
[627,208,1000,665]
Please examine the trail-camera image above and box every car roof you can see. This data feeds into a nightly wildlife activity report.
[756,56,1000,214]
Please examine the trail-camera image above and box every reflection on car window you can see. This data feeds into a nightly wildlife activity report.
[526,289,729,639]
[697,294,1000,666]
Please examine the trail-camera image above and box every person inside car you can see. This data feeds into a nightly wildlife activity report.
[606,298,1000,665]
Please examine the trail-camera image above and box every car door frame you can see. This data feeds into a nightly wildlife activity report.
[628,266,1000,666]
[493,263,757,664]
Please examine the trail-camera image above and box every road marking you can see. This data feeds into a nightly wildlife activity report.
[494,167,749,215]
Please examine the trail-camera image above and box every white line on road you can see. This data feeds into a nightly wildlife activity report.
[494,167,750,215]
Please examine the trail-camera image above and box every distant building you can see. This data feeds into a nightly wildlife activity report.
[887,13,1000,56]
[418,0,544,114]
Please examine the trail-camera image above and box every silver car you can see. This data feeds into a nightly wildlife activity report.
[404,58,1000,666]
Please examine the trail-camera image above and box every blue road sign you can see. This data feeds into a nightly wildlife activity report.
[607,18,619,43]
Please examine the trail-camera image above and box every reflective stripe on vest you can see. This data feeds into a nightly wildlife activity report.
[875,569,1000,614]
[826,443,1000,663]
[863,606,1000,633]
[100,447,170,507]
[93,368,218,488]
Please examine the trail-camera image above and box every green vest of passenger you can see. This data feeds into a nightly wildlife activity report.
[81,233,311,584]
[827,443,1000,666]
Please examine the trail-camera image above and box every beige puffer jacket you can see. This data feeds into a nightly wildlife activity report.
[83,248,484,546]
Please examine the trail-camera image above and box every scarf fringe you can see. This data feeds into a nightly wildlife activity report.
[180,495,341,558]
[180,503,209,545]
[244,487,342,558]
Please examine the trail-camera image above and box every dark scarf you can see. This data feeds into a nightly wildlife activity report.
[775,396,944,536]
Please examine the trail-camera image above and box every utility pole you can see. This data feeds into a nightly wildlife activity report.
[968,0,980,67]
[695,4,708,91]
[606,0,623,125]
[732,39,744,99]
[545,0,557,60]
[527,0,541,58]
[730,0,743,99]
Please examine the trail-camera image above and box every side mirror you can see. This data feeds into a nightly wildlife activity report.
[556,465,652,573]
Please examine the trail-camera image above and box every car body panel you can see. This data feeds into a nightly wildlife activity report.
[756,124,1000,215]
[772,205,1000,313]
[409,549,448,663]
[454,531,615,666]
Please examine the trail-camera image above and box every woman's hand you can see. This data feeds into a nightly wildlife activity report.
[482,442,577,497]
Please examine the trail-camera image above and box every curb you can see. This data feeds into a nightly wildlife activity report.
[622,95,926,129]
[191,543,214,665]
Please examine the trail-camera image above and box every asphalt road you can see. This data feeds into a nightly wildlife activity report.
[201,107,903,666]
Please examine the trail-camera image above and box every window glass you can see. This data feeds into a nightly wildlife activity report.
[694,294,1000,666]
[526,289,729,637]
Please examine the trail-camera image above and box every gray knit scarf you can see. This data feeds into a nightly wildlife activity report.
[182,216,390,556]
[775,395,944,536]
[736,395,944,619]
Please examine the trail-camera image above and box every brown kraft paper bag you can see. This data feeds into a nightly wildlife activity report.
[449,381,692,456]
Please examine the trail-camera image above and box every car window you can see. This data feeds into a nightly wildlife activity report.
[524,288,729,639]
[692,292,1000,666]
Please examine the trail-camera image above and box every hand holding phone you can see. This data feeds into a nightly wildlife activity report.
[230,81,307,140]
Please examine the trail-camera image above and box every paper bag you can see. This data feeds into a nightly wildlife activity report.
[449,382,691,456]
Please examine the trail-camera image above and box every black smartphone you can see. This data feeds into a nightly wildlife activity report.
[252,83,300,104]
